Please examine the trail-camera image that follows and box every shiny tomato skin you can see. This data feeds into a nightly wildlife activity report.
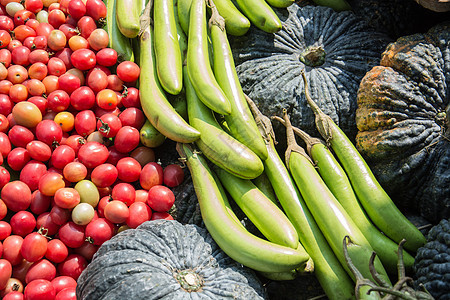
[113,125,139,153]
[8,125,34,147]
[85,0,106,20]
[70,48,95,71]
[126,202,152,229]
[50,144,75,169]
[30,190,51,215]
[29,49,49,64]
[2,235,24,266]
[46,240,69,264]
[6,147,30,171]
[90,163,117,188]
[118,107,145,130]
[96,112,121,138]
[35,212,60,236]
[47,56,66,76]
[20,160,47,191]
[51,275,76,295]
[57,73,80,95]
[10,210,36,237]
[77,141,109,169]
[13,25,36,43]
[116,61,140,83]
[25,258,56,283]
[67,0,85,20]
[56,254,87,281]
[58,222,85,249]
[26,140,52,162]
[20,232,48,263]
[38,172,65,197]
[1,180,32,212]
[85,217,114,245]
[76,15,96,39]
[147,185,175,212]
[96,47,117,66]
[121,87,140,108]
[139,162,163,190]
[0,258,12,289]
[116,157,141,183]
[35,119,63,145]
[70,86,95,111]
[74,109,97,137]
[24,279,56,300]
[163,164,185,187]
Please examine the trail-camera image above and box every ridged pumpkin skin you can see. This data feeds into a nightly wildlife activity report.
[231,4,390,141]
[413,218,450,300]
[76,220,266,300]
[355,22,450,223]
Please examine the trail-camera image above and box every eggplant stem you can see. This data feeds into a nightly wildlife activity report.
[207,0,225,31]
[245,93,276,144]
[397,239,407,281]
[368,252,391,289]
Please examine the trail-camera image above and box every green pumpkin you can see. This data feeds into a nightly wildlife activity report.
[76,220,267,299]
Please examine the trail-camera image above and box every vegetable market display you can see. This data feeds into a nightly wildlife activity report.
[0,0,446,299]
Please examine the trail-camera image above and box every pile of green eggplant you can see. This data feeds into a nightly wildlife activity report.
[103,0,427,299]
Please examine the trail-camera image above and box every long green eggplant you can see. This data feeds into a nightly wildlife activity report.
[184,66,263,179]
[176,143,311,273]
[212,0,250,36]
[177,0,192,34]
[280,110,390,291]
[300,71,426,253]
[103,0,134,62]
[214,166,299,249]
[274,118,416,275]
[246,95,355,300]
[186,0,231,115]
[234,0,282,33]
[154,0,183,95]
[115,0,141,38]
[139,25,200,143]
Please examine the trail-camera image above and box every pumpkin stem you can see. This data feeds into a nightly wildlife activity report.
[175,269,204,292]
[300,46,326,67]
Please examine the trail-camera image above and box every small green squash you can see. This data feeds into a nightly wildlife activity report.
[355,22,450,223]
[76,220,267,299]
[231,4,390,141]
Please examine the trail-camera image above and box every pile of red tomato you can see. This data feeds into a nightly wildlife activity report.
[0,0,186,299]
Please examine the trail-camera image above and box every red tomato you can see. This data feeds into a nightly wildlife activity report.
[70,86,95,110]
[35,119,63,146]
[8,39,22,52]
[0,113,8,132]
[57,73,80,95]
[35,22,54,37]
[53,187,80,209]
[0,167,10,191]
[20,232,48,263]
[139,162,163,190]
[116,61,140,83]
[77,141,108,168]
[68,0,85,20]
[116,157,141,183]
[42,75,59,94]
[96,196,111,218]
[0,278,24,298]
[76,15,96,39]
[0,259,12,289]
[47,56,66,76]
[0,220,11,240]
[47,9,65,29]
[3,291,24,300]
[24,0,43,13]
[54,48,73,70]
[59,23,78,41]
[0,29,10,48]
[90,163,117,188]
[68,35,88,51]
[47,29,66,51]
[10,211,36,237]
[2,235,24,265]
[70,48,95,71]
[0,197,6,220]
[50,144,75,169]
[51,276,76,295]
[13,25,36,42]
[104,200,129,224]
[1,181,32,212]
[48,205,70,226]
[86,68,107,93]
[45,239,68,264]
[26,78,46,96]
[85,217,114,245]
[150,212,174,221]
[58,222,85,249]
[0,16,14,32]
[11,45,30,66]
[118,107,145,130]
[46,88,72,112]
[113,125,139,153]
[87,28,108,51]
[111,183,135,206]
[20,160,47,191]
[13,10,35,27]
[126,202,152,229]
[25,258,56,283]
[147,185,175,212]
[8,125,34,147]
[9,83,28,102]
[35,212,60,236]
[85,0,106,20]
[29,49,49,64]
[24,279,56,300]
[26,140,52,162]
[56,254,87,281]
[96,47,117,66]
[55,286,76,300]
[0,93,12,114]
[62,161,87,182]
[38,172,65,196]
[6,147,30,171]
[31,35,47,49]
[7,65,28,84]
[0,130,11,159]
[163,164,185,187]
[28,62,48,81]
[135,189,148,203]
[30,190,51,215]
[96,112,121,138]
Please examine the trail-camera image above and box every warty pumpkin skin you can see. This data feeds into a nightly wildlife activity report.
[231,4,390,142]
[355,22,450,223]
[76,220,266,300]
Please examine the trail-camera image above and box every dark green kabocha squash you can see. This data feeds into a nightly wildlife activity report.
[346,0,450,39]
[231,4,390,142]
[413,218,450,300]
[355,22,450,223]
[76,220,267,300]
